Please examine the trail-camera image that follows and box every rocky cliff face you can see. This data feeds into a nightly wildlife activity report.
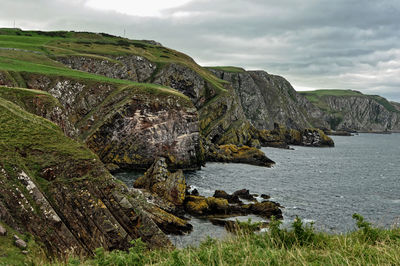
[0,71,203,170]
[0,96,175,257]
[301,90,400,132]
[209,68,329,130]
[57,56,257,147]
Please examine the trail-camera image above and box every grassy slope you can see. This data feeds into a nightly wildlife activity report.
[0,96,103,265]
[0,28,227,97]
[0,221,46,265]
[0,29,193,102]
[69,217,400,266]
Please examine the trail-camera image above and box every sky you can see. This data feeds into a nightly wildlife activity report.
[1,0,400,101]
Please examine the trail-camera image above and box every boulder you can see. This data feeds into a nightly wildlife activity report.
[14,235,27,249]
[233,189,257,202]
[250,201,283,219]
[0,225,6,236]
[260,194,271,200]
[213,190,242,204]
[206,197,229,214]
[184,195,209,215]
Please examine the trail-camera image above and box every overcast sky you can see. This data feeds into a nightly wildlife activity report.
[1,0,400,101]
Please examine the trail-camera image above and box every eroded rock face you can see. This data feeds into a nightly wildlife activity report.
[318,95,400,132]
[210,69,329,130]
[85,95,202,170]
[55,56,258,148]
[0,99,172,257]
[2,73,203,170]
[57,55,156,83]
[134,158,187,206]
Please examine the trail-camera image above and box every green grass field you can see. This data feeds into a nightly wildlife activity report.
[0,28,228,96]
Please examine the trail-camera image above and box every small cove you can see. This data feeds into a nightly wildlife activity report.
[115,133,400,247]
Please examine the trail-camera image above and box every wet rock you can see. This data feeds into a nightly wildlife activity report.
[260,194,271,200]
[206,197,229,214]
[191,189,199,196]
[250,202,283,219]
[0,225,6,236]
[184,195,209,215]
[134,158,186,206]
[233,189,257,202]
[208,144,275,167]
[213,190,242,204]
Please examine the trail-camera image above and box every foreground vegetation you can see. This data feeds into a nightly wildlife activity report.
[52,215,400,265]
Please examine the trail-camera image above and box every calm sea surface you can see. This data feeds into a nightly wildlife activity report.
[115,134,400,247]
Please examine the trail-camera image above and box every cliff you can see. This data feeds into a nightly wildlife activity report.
[0,92,179,258]
[300,90,400,132]
[208,67,329,130]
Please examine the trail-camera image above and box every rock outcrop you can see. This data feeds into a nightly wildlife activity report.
[207,144,275,167]
[0,72,203,171]
[134,158,186,206]
[184,190,282,219]
[209,68,329,130]
[257,124,334,148]
[300,90,400,132]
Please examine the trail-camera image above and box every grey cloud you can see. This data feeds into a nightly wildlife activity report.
[0,0,400,101]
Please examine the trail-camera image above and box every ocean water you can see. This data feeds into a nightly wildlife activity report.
[115,133,400,247]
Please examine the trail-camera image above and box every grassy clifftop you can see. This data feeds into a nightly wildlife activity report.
[0,28,226,95]
[300,89,400,114]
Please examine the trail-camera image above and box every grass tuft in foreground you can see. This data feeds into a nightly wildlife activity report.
[58,214,400,265]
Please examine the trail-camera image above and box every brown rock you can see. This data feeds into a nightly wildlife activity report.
[134,158,187,205]
[213,190,242,204]
[250,201,283,219]
[233,189,257,201]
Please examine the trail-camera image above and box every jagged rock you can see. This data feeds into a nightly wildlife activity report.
[257,124,334,148]
[206,197,229,214]
[233,189,257,202]
[302,128,334,147]
[0,225,6,236]
[209,68,329,130]
[209,218,268,233]
[260,194,271,200]
[300,90,400,132]
[207,144,275,167]
[184,195,209,215]
[134,158,187,206]
[213,190,242,204]
[250,202,283,219]
[191,189,199,196]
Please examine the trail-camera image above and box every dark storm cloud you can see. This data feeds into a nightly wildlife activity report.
[1,0,400,101]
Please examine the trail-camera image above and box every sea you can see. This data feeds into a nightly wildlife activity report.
[114,133,400,247]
